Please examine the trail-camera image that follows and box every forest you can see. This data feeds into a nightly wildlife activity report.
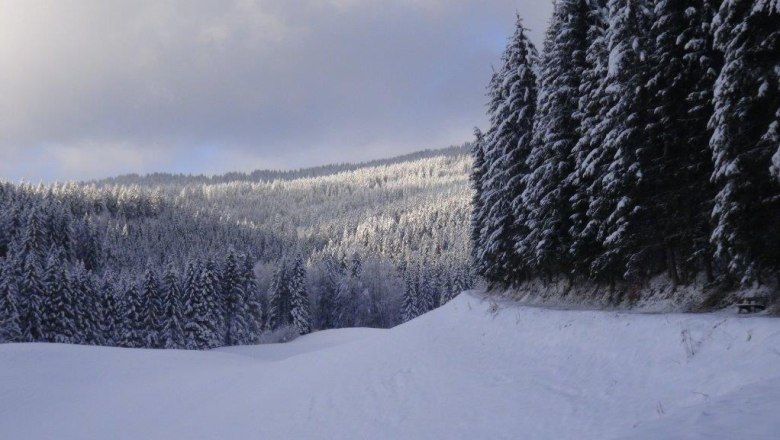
[471,0,780,300]
[0,148,474,349]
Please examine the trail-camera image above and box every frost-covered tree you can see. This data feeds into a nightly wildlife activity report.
[470,128,487,268]
[242,257,263,342]
[401,267,420,322]
[43,250,77,343]
[222,252,249,345]
[569,0,610,276]
[417,267,437,314]
[709,0,780,284]
[644,0,720,283]
[523,0,591,277]
[18,253,45,342]
[586,0,653,282]
[141,267,162,347]
[119,282,146,348]
[98,275,120,346]
[267,263,291,331]
[289,255,312,335]
[182,259,210,349]
[0,265,22,342]
[198,259,226,348]
[160,264,184,349]
[478,15,538,286]
[71,265,101,345]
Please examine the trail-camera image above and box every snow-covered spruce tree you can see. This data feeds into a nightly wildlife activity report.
[72,265,102,345]
[182,259,209,349]
[267,262,291,331]
[681,0,723,280]
[222,252,250,345]
[141,267,162,348]
[198,259,226,348]
[241,256,263,343]
[643,0,720,283]
[400,266,420,322]
[478,15,538,286]
[42,249,77,343]
[709,0,780,285]
[315,255,342,330]
[18,253,45,342]
[569,0,609,278]
[289,254,312,335]
[585,0,654,283]
[13,208,48,264]
[469,128,487,271]
[98,275,120,346]
[119,282,146,348]
[417,268,437,314]
[160,263,184,349]
[333,261,359,328]
[0,264,22,342]
[523,0,591,278]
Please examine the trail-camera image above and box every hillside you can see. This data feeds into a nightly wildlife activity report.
[0,146,475,350]
[1,292,778,439]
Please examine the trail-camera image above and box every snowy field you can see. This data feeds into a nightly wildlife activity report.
[1,292,779,439]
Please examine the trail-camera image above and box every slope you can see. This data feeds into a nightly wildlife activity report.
[1,292,778,439]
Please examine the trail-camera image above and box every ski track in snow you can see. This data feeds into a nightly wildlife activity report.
[1,291,779,439]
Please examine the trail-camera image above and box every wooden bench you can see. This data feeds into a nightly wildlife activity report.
[737,298,766,314]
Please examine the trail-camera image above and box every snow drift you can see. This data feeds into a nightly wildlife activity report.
[1,292,778,439]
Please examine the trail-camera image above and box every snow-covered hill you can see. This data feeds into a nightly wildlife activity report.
[1,292,778,439]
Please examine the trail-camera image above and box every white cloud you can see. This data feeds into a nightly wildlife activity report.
[0,0,553,181]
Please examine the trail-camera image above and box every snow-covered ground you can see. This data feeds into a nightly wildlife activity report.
[1,292,778,439]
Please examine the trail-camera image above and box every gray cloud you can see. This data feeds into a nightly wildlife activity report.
[0,0,553,181]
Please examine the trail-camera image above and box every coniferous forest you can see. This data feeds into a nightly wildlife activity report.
[0,149,474,348]
[472,0,780,298]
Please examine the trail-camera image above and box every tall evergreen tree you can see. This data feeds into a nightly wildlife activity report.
[42,250,76,343]
[182,259,211,349]
[587,0,654,282]
[160,264,184,349]
[417,267,436,313]
[222,252,249,345]
[523,0,591,277]
[470,128,487,272]
[289,254,312,335]
[18,253,45,342]
[478,15,538,286]
[198,259,226,348]
[98,275,120,346]
[569,0,611,277]
[141,267,162,347]
[119,282,146,348]
[401,266,420,322]
[267,262,291,331]
[0,264,22,342]
[644,0,720,283]
[710,0,780,284]
[241,256,263,342]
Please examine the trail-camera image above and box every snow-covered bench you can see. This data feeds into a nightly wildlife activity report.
[737,298,766,314]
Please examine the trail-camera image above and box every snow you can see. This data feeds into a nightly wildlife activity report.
[1,292,779,439]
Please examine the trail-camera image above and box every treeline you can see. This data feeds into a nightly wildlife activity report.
[472,1,780,293]
[94,145,469,186]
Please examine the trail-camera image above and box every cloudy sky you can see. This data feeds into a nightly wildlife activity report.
[0,0,552,181]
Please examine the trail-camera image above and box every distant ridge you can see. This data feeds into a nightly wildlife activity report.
[90,144,470,186]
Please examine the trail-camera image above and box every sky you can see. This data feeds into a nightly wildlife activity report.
[0,0,553,182]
